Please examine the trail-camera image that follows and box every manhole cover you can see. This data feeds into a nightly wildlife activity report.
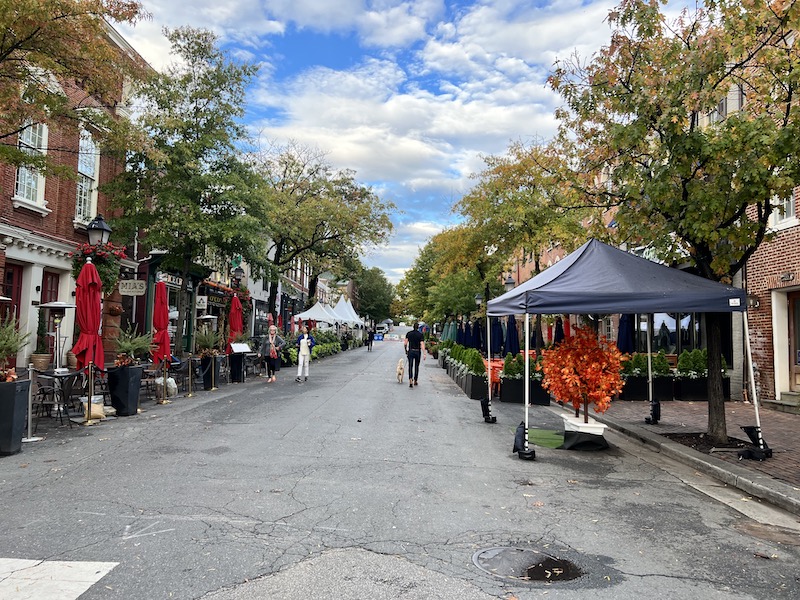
[473,547,584,582]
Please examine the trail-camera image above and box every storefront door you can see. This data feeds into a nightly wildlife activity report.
[790,292,800,392]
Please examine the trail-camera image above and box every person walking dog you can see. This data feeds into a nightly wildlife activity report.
[259,325,286,383]
[295,326,316,382]
[404,322,426,388]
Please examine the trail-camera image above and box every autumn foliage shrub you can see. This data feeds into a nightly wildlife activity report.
[541,326,624,422]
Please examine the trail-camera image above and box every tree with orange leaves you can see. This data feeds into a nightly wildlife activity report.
[541,326,624,423]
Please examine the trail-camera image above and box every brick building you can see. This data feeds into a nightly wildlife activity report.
[0,26,142,370]
[745,190,800,409]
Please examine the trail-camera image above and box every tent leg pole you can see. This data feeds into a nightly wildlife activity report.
[645,314,660,425]
[518,314,535,460]
[484,314,496,424]
[743,313,766,450]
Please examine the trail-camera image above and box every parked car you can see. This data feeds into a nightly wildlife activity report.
[375,324,389,335]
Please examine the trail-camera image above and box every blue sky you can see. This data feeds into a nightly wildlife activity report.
[117,1,626,282]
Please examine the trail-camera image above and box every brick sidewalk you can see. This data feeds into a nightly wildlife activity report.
[603,400,800,488]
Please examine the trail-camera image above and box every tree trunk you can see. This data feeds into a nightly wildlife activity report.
[307,273,319,304]
[706,312,727,444]
[174,254,192,357]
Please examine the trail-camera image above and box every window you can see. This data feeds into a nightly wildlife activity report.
[75,129,99,224]
[14,122,48,209]
[771,192,797,229]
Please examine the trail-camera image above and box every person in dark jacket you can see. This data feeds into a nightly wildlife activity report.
[404,322,426,388]
[259,325,286,382]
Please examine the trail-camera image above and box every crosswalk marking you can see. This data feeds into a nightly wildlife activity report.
[0,558,117,599]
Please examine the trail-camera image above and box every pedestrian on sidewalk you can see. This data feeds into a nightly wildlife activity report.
[295,326,316,382]
[404,322,426,388]
[367,329,375,351]
[259,325,286,383]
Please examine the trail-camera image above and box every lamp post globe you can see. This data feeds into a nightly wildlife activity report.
[504,275,515,292]
[87,214,112,245]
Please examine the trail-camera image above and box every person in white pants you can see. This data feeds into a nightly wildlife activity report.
[295,326,315,382]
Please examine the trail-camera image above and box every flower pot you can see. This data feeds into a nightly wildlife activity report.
[229,353,244,382]
[0,380,31,456]
[108,365,143,416]
[500,378,524,403]
[529,379,551,406]
[201,356,222,390]
[620,376,675,401]
[465,373,487,400]
[675,377,707,401]
[30,353,51,372]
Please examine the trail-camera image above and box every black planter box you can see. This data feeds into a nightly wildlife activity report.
[201,356,223,390]
[620,376,674,401]
[675,377,707,401]
[465,374,487,400]
[229,354,245,382]
[500,378,524,403]
[529,379,551,405]
[108,365,143,416]
[500,378,550,404]
[675,377,730,401]
[0,380,30,456]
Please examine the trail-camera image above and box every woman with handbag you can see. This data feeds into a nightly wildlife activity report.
[259,326,286,383]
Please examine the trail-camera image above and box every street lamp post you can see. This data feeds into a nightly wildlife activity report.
[38,301,75,372]
[504,275,516,292]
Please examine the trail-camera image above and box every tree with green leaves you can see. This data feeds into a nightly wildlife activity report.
[456,140,589,276]
[351,264,394,323]
[106,26,263,353]
[247,141,394,319]
[0,0,149,170]
[549,0,800,443]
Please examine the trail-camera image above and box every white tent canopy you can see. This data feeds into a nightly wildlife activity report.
[294,302,338,324]
[336,296,364,326]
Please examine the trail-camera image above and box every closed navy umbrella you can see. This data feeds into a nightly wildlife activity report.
[472,320,484,351]
[464,321,473,348]
[490,318,503,356]
[505,315,520,356]
[456,321,465,345]
[554,316,565,345]
[617,314,635,354]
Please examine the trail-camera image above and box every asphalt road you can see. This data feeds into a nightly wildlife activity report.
[2,328,799,599]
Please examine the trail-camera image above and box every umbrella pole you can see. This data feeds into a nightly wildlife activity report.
[158,360,171,404]
[22,363,43,443]
[83,362,97,426]
[518,314,535,460]
[185,354,194,397]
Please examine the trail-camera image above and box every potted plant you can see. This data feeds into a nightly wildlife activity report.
[541,326,623,436]
[528,353,551,406]
[107,326,152,416]
[463,348,487,400]
[29,312,51,371]
[0,314,31,455]
[620,351,674,401]
[196,329,222,390]
[500,352,524,403]
[675,348,707,401]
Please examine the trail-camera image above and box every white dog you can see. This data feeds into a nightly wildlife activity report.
[396,359,405,383]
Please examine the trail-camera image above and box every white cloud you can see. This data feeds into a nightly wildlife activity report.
[117,0,621,281]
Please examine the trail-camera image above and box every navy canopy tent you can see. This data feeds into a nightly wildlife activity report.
[487,239,745,316]
[484,239,762,456]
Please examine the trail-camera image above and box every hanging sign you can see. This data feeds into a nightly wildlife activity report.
[118,279,147,296]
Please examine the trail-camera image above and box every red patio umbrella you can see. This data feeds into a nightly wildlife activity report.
[70,259,104,370]
[152,281,171,364]
[227,294,243,354]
